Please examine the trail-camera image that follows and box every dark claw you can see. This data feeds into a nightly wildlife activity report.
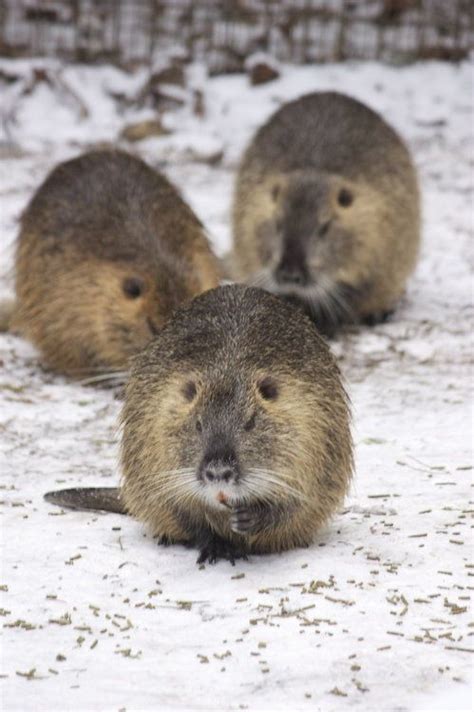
[362,310,394,326]
[196,532,248,565]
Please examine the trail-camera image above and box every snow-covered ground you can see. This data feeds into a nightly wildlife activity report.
[0,59,472,712]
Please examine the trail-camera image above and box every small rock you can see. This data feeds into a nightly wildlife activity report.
[249,62,280,86]
[246,53,280,86]
[0,141,26,159]
[208,48,245,77]
[418,47,469,62]
[151,65,186,87]
[193,89,205,118]
[120,120,170,143]
[149,87,186,112]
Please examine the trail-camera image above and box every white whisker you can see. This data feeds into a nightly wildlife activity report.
[78,371,129,386]
[246,468,305,501]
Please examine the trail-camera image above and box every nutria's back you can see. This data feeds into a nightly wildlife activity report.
[21,150,206,264]
[13,150,221,376]
[232,92,420,333]
[242,91,413,185]
[121,284,353,561]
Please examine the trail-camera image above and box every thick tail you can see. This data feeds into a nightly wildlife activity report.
[0,298,15,332]
[44,487,127,514]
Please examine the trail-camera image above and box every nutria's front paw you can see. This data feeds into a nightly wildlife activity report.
[230,506,259,535]
[362,309,394,326]
[196,532,248,565]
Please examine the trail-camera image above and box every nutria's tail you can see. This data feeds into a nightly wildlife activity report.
[44,487,127,514]
[0,299,15,332]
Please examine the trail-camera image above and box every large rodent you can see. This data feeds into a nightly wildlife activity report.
[231,91,420,334]
[45,284,353,564]
[10,149,221,377]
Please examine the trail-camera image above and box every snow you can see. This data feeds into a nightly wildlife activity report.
[0,58,473,712]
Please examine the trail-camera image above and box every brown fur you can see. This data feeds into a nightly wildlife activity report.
[231,91,420,333]
[0,298,14,332]
[11,150,221,377]
[121,284,353,560]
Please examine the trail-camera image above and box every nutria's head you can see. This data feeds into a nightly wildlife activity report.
[82,254,211,375]
[121,285,352,537]
[249,171,379,333]
[233,93,421,334]
[14,248,220,380]
[13,148,222,379]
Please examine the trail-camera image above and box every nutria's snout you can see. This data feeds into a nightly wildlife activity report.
[274,234,311,288]
[197,437,241,507]
[199,459,239,484]
[274,256,311,287]
[198,433,240,478]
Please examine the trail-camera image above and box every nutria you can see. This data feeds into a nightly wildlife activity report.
[45,284,353,564]
[231,91,420,334]
[8,149,221,378]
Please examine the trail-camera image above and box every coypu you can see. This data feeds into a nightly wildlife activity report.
[45,284,353,564]
[231,91,420,334]
[8,149,221,378]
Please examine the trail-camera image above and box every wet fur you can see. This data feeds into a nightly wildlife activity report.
[0,299,14,332]
[121,285,353,560]
[11,150,221,376]
[231,92,420,332]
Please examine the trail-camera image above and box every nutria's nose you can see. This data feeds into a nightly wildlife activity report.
[202,463,237,484]
[275,256,310,286]
[199,438,239,485]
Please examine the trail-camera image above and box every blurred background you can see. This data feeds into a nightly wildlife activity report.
[2,0,473,67]
[0,1,472,263]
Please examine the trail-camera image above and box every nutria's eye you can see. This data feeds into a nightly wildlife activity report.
[123,277,145,299]
[183,381,197,402]
[196,419,202,433]
[271,184,280,202]
[244,414,256,431]
[257,376,278,401]
[338,188,353,207]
